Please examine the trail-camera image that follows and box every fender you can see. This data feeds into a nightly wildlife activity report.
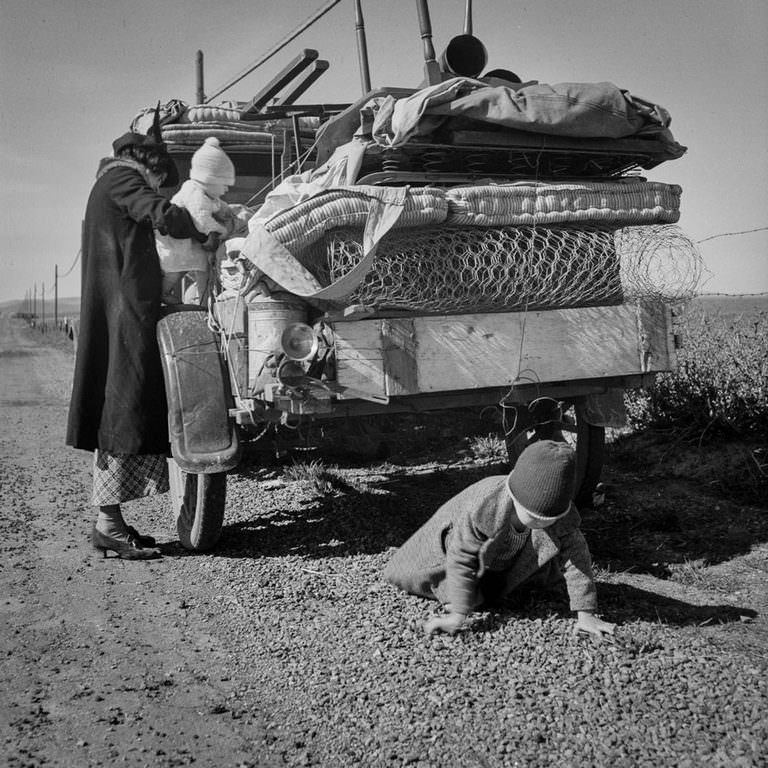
[157,306,241,473]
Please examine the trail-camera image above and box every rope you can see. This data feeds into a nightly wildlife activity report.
[205,0,344,102]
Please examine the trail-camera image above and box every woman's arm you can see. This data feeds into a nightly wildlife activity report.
[111,167,207,242]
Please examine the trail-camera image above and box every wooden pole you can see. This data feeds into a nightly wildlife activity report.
[354,0,372,95]
[196,50,205,104]
[464,0,473,35]
[415,0,442,85]
[54,264,58,327]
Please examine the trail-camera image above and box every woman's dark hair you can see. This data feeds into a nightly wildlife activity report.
[119,144,169,177]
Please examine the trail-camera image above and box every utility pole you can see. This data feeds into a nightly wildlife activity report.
[42,283,46,331]
[54,264,58,327]
[33,283,37,318]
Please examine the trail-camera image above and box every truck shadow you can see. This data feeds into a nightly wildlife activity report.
[217,454,768,588]
[219,462,487,559]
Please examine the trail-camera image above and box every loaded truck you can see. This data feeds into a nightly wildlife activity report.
[149,0,698,550]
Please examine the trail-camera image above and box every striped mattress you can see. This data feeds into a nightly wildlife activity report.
[161,122,281,148]
[262,187,449,254]
[444,181,681,227]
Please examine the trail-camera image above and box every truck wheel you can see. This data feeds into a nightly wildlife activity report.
[168,459,227,551]
[504,399,604,508]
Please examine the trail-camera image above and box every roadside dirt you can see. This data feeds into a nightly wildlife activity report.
[1,313,766,767]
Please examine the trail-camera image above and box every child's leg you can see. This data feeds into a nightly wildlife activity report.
[522,561,566,604]
[191,270,209,305]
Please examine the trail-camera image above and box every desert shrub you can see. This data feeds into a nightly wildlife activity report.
[283,458,326,483]
[626,303,768,438]
[468,434,507,462]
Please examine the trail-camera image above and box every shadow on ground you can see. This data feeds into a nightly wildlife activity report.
[198,416,768,622]
[475,581,758,631]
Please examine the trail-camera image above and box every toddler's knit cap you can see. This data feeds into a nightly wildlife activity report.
[190,137,235,186]
[507,440,576,518]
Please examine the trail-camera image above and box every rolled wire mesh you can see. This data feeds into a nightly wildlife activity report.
[616,225,703,302]
[298,223,701,313]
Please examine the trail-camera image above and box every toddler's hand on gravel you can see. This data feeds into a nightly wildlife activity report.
[424,612,466,635]
[575,611,616,638]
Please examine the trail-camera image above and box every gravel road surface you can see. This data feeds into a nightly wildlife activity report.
[1,313,766,767]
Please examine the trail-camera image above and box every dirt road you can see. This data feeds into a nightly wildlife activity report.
[0,315,272,766]
[2,312,767,767]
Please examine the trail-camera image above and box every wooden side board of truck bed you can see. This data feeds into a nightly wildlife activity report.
[333,301,675,401]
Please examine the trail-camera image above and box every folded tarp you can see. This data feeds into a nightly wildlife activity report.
[373,77,677,146]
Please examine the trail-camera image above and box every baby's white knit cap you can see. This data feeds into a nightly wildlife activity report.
[190,136,235,186]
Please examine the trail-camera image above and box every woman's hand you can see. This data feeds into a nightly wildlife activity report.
[201,232,221,252]
[424,612,467,635]
[575,611,616,638]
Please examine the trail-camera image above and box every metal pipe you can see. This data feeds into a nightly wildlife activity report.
[354,0,372,95]
[205,0,344,103]
[439,0,486,78]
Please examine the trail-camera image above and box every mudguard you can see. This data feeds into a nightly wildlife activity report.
[157,307,241,474]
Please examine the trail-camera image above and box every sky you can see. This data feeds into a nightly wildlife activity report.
[1,0,767,305]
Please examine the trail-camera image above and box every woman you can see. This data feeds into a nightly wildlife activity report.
[66,121,217,560]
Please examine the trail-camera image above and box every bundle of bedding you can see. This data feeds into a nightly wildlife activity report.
[221,180,696,308]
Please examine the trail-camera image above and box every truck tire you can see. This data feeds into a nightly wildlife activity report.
[504,399,605,508]
[168,459,227,551]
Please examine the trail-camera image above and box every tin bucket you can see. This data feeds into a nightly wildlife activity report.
[247,295,307,395]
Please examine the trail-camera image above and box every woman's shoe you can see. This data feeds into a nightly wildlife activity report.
[125,526,157,547]
[91,526,161,560]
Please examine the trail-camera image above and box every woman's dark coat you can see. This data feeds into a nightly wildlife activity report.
[66,159,205,455]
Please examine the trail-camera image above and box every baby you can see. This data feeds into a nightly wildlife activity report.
[383,440,615,637]
[156,136,237,304]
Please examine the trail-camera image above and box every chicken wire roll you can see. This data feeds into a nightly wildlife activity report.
[300,225,623,313]
[299,223,701,313]
[616,224,702,301]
